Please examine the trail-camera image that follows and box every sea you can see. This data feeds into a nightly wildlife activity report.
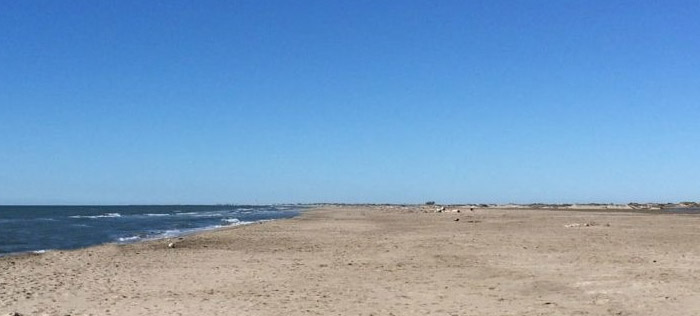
[0,205,300,255]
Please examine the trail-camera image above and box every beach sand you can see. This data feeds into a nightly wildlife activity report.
[2,206,700,315]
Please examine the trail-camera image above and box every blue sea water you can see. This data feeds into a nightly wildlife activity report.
[0,205,300,255]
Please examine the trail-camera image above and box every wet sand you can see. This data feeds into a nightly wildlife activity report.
[2,206,700,315]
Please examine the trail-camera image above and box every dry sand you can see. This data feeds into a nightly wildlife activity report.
[2,206,700,315]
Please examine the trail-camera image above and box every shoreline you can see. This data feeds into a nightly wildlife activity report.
[3,204,681,259]
[3,206,700,315]
[0,205,662,259]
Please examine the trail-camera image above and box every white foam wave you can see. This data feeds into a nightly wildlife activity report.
[144,213,170,217]
[117,236,141,242]
[192,212,225,217]
[223,218,255,226]
[137,220,254,241]
[175,212,198,216]
[69,213,122,219]
[175,211,231,218]
[107,216,266,246]
[160,229,184,238]
[156,227,222,239]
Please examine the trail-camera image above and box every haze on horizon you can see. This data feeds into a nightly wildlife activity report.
[1,1,699,205]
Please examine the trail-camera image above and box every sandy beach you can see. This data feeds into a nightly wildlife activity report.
[2,206,700,315]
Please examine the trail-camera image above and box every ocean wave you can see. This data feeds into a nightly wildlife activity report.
[155,227,222,239]
[221,218,253,226]
[117,236,141,242]
[144,213,170,217]
[222,218,241,224]
[116,219,255,243]
[174,212,198,216]
[191,212,226,217]
[174,212,228,218]
[69,213,122,219]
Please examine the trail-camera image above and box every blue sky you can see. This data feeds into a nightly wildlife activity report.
[1,1,699,204]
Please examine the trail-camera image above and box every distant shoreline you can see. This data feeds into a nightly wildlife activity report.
[308,203,700,214]
[1,202,696,208]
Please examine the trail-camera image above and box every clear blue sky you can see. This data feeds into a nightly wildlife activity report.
[1,1,699,205]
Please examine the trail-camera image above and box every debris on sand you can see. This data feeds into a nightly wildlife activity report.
[564,222,599,228]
